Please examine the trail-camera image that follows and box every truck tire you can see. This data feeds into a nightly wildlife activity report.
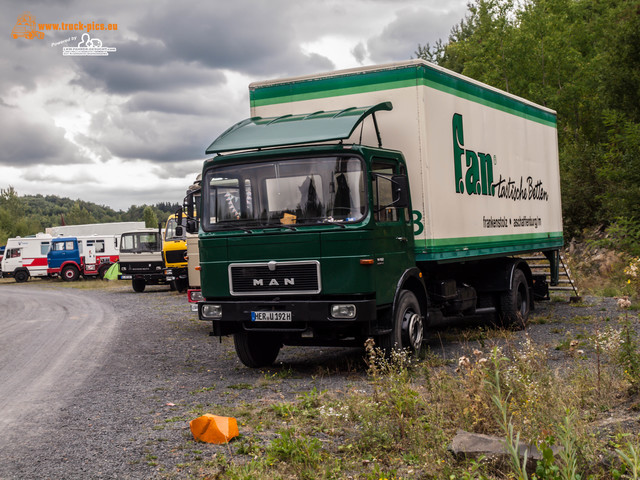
[132,278,146,293]
[379,289,424,355]
[234,332,282,368]
[98,264,110,279]
[499,269,530,329]
[14,269,29,283]
[62,265,79,282]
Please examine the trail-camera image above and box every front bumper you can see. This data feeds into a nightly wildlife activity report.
[198,298,378,338]
[119,272,167,284]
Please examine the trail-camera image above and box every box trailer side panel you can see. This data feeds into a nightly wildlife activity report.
[249,60,562,262]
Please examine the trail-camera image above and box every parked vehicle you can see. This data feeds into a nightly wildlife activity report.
[1,234,52,282]
[194,60,563,367]
[46,221,144,237]
[47,235,119,281]
[163,214,188,292]
[179,177,203,311]
[118,228,166,292]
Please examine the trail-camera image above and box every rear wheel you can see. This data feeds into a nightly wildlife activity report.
[234,332,282,368]
[14,270,29,283]
[62,265,79,282]
[132,278,146,292]
[499,269,530,329]
[378,289,424,355]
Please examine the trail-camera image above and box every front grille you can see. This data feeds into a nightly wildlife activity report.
[165,249,187,264]
[229,261,321,295]
[120,261,163,273]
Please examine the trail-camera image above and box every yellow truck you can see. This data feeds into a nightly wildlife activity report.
[163,214,188,292]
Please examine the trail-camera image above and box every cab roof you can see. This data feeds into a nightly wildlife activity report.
[205,102,392,154]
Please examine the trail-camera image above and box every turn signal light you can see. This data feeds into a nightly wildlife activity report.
[360,259,374,265]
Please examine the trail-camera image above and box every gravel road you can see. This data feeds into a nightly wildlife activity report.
[0,280,629,479]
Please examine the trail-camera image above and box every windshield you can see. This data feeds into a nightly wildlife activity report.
[165,217,186,241]
[120,232,160,253]
[202,155,366,231]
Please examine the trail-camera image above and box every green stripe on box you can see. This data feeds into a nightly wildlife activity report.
[415,232,564,262]
[250,64,556,127]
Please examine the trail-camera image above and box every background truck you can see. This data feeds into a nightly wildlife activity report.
[46,221,144,237]
[195,59,563,368]
[118,228,167,292]
[163,214,189,292]
[180,176,203,311]
[1,234,52,282]
[47,235,119,281]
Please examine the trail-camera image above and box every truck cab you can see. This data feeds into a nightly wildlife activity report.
[163,214,188,292]
[180,177,203,311]
[196,104,421,367]
[119,228,166,292]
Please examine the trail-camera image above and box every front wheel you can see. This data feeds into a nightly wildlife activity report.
[234,332,282,368]
[378,289,425,355]
[14,270,29,283]
[499,269,530,329]
[62,265,79,282]
[132,278,146,292]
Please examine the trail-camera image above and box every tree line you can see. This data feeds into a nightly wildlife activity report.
[0,186,179,245]
[416,0,640,243]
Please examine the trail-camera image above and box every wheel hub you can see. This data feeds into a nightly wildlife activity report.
[403,312,424,350]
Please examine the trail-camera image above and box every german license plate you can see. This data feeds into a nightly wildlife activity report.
[251,311,292,322]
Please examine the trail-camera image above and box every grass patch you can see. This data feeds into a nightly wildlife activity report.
[190,319,640,479]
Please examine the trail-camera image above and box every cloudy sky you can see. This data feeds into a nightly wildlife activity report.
[1,0,468,211]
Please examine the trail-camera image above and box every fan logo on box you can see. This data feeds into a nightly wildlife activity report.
[452,113,549,202]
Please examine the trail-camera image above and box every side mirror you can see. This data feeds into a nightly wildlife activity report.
[185,219,198,234]
[175,225,184,237]
[391,175,410,208]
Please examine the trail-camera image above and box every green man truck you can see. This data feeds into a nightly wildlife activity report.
[194,60,563,368]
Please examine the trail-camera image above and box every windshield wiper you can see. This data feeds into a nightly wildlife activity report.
[260,224,298,231]
[322,219,346,228]
[215,223,254,233]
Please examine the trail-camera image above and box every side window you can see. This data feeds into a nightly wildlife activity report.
[95,241,105,253]
[40,242,50,255]
[372,161,399,223]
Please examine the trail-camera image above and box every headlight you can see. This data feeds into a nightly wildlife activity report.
[188,289,203,303]
[201,304,222,319]
[331,304,356,319]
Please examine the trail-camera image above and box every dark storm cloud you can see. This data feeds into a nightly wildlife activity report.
[87,107,217,163]
[69,52,226,95]
[367,6,463,63]
[135,1,334,76]
[0,104,86,167]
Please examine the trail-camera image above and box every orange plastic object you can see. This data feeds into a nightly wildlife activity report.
[190,414,239,444]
